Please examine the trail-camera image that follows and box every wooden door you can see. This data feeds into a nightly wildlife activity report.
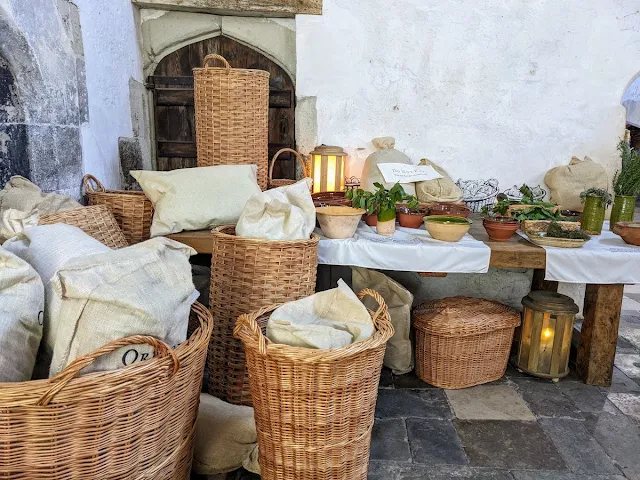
[149,36,296,180]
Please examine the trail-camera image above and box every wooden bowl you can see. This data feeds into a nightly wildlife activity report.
[613,222,640,246]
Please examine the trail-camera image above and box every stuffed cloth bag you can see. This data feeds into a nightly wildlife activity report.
[0,176,80,215]
[352,267,414,374]
[48,237,198,377]
[361,137,416,195]
[0,208,39,244]
[236,178,315,240]
[0,247,44,382]
[415,158,464,203]
[544,156,608,211]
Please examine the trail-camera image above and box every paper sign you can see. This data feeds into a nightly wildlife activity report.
[376,163,443,183]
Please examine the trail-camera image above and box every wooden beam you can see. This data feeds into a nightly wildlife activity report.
[132,0,322,17]
[576,284,624,386]
[531,269,558,292]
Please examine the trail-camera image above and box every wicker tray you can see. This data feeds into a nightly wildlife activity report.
[526,232,587,248]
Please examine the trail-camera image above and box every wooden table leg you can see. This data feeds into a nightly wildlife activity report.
[531,269,559,292]
[576,284,624,386]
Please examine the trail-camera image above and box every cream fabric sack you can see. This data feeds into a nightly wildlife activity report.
[131,165,262,237]
[193,394,260,475]
[544,156,608,211]
[352,267,413,374]
[361,137,416,195]
[236,178,315,240]
[267,279,374,349]
[0,247,44,382]
[48,237,198,377]
[3,224,111,378]
[0,208,39,244]
[0,176,80,215]
[415,158,464,203]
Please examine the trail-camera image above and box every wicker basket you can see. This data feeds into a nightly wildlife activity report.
[194,54,270,190]
[0,302,213,480]
[39,205,129,249]
[83,174,153,245]
[208,225,319,405]
[268,148,310,190]
[234,289,394,480]
[414,297,520,389]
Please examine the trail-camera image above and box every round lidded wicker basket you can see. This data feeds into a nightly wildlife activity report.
[207,225,319,406]
[83,174,153,245]
[234,289,394,480]
[268,148,311,190]
[0,302,213,480]
[193,54,270,190]
[414,296,520,389]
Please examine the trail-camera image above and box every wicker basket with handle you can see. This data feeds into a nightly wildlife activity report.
[207,225,319,406]
[193,54,270,190]
[414,296,520,389]
[0,302,213,480]
[82,174,153,244]
[234,289,394,480]
[268,148,310,190]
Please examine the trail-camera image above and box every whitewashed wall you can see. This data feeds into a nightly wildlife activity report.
[296,0,640,188]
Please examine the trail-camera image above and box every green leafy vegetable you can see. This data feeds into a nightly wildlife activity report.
[346,182,413,221]
[546,221,591,240]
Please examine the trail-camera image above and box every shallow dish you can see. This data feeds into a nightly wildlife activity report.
[526,232,587,249]
[316,206,365,239]
[423,215,472,242]
[613,222,640,246]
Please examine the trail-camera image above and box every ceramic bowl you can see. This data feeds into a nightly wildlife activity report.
[613,222,640,246]
[483,217,519,242]
[429,203,472,219]
[423,215,472,242]
[316,206,365,239]
[397,209,425,228]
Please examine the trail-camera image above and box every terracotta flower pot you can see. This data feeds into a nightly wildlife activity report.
[363,213,378,226]
[483,217,519,242]
[397,210,424,229]
[429,203,471,219]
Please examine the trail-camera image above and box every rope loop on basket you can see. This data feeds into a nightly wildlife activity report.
[82,174,105,193]
[268,148,309,183]
[36,335,179,406]
[203,54,231,70]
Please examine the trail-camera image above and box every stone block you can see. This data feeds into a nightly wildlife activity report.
[375,389,452,420]
[370,418,411,462]
[406,418,467,465]
[445,385,536,421]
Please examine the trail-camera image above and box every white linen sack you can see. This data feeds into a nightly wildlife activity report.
[0,176,80,215]
[3,224,111,377]
[266,279,374,349]
[0,247,44,382]
[361,137,416,195]
[236,178,315,240]
[0,208,39,244]
[48,237,198,377]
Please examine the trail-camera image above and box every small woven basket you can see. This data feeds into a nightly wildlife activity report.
[83,174,153,244]
[208,225,319,405]
[414,297,520,389]
[194,54,270,190]
[234,289,394,480]
[0,302,213,480]
[39,204,129,249]
[268,148,310,190]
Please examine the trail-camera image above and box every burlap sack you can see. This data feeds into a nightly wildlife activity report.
[361,137,416,195]
[48,237,198,377]
[193,394,260,475]
[544,156,608,211]
[0,176,80,215]
[415,158,463,203]
[0,247,44,382]
[4,224,111,378]
[351,267,413,374]
[266,279,374,349]
[0,208,39,243]
[236,178,315,240]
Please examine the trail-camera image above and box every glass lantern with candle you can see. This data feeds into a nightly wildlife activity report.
[309,145,347,194]
[515,291,579,382]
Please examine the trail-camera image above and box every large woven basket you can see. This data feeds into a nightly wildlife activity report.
[0,302,213,480]
[414,297,520,389]
[39,204,129,249]
[268,148,310,190]
[234,289,394,480]
[194,54,270,190]
[208,225,319,405]
[83,174,153,245]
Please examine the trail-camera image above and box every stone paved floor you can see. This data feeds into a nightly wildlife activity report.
[203,285,640,480]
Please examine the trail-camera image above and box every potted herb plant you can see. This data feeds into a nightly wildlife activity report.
[580,188,613,235]
[481,199,520,242]
[346,182,408,235]
[396,194,423,228]
[346,189,377,226]
[610,139,640,229]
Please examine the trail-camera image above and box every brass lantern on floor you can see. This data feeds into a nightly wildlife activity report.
[309,145,347,193]
[515,291,579,382]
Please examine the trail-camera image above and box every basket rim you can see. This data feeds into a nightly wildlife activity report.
[213,225,320,246]
[193,67,270,77]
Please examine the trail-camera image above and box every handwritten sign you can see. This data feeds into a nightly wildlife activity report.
[377,163,443,183]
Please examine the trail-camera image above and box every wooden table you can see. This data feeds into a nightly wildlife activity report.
[167,219,624,387]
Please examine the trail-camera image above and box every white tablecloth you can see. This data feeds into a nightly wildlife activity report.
[519,222,640,284]
[316,223,491,273]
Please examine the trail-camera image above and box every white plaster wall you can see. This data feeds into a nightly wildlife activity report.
[296,0,640,185]
[76,0,143,189]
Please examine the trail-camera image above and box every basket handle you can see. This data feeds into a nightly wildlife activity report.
[82,174,105,193]
[268,148,309,183]
[357,288,389,330]
[36,336,179,407]
[203,54,231,70]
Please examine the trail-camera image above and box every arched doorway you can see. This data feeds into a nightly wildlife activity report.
[149,36,296,180]
[0,55,28,187]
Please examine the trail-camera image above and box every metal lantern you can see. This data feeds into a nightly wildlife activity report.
[516,291,579,382]
[309,145,347,193]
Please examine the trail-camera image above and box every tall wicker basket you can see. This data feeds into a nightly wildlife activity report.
[0,302,213,480]
[208,225,319,406]
[83,174,153,245]
[234,289,394,480]
[193,54,270,190]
